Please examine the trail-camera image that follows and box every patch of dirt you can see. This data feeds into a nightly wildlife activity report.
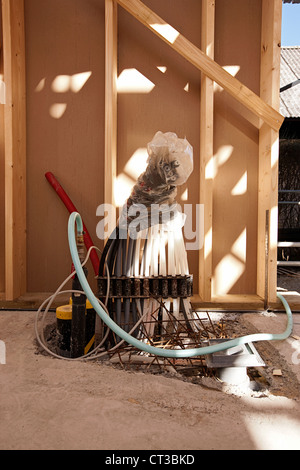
[1,304,300,450]
[37,311,299,401]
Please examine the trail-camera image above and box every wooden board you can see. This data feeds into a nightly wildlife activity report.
[0,5,5,293]
[24,0,105,293]
[199,0,215,301]
[2,0,26,300]
[105,0,118,234]
[257,0,282,305]
[117,0,201,285]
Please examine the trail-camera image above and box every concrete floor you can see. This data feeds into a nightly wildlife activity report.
[0,307,300,451]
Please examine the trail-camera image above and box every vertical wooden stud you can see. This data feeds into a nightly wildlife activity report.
[199,0,215,301]
[257,0,282,304]
[105,0,118,236]
[0,6,5,296]
[2,0,26,300]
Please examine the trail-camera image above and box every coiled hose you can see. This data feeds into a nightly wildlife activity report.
[68,212,293,358]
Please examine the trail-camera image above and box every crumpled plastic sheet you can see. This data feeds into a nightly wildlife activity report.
[119,131,193,233]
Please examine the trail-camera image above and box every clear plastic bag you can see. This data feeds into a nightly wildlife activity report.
[119,131,193,232]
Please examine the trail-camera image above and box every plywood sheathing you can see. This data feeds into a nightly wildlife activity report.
[24,0,105,293]
[0,0,289,310]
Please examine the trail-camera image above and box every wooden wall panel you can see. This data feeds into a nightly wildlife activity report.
[116,0,282,132]
[117,0,201,288]
[199,0,215,301]
[0,0,281,306]
[25,0,105,292]
[212,0,262,296]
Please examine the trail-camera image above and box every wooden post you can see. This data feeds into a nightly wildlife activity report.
[105,0,118,236]
[257,0,282,304]
[199,0,215,301]
[2,0,26,300]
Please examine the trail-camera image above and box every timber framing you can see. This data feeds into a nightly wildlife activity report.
[1,0,26,301]
[0,0,292,310]
[257,0,282,305]
[116,0,284,131]
[105,0,118,234]
[199,0,214,302]
[105,0,284,308]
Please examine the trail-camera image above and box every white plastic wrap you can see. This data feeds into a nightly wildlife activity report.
[147,131,193,187]
[119,131,193,233]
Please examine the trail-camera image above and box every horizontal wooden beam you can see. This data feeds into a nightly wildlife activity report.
[116,0,284,131]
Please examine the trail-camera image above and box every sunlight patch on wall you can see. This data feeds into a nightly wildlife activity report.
[207,144,234,180]
[181,188,188,201]
[35,77,46,92]
[71,72,92,92]
[114,173,135,207]
[214,254,245,295]
[223,65,240,77]
[117,69,155,94]
[51,72,92,93]
[215,144,234,168]
[231,172,248,196]
[231,229,247,263]
[52,75,70,93]
[49,103,67,119]
[124,148,148,180]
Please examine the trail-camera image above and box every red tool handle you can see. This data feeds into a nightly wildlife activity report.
[45,171,100,275]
